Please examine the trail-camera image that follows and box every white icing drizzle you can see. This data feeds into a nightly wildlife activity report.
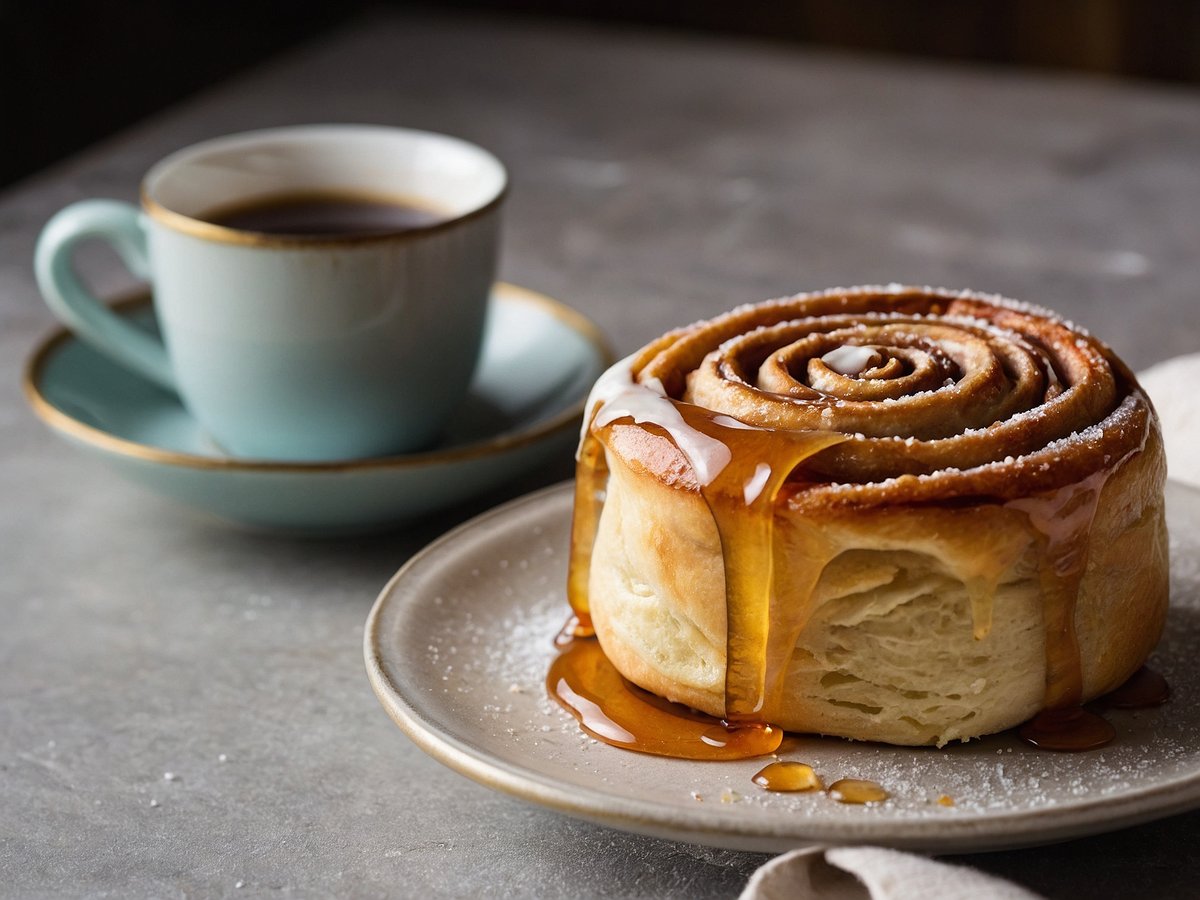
[742,462,772,505]
[580,354,732,485]
[821,345,883,376]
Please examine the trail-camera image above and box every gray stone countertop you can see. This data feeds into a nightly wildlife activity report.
[2,10,1199,898]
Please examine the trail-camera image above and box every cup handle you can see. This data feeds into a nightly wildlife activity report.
[34,199,176,392]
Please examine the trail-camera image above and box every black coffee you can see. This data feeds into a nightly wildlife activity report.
[204,193,445,236]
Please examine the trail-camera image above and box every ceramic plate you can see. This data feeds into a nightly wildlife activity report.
[366,479,1200,853]
[24,283,612,532]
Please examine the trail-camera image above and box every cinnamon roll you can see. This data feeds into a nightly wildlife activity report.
[568,285,1167,747]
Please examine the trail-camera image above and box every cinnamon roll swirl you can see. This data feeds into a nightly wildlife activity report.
[568,285,1167,747]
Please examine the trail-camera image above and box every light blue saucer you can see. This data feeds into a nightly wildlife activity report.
[24,283,613,532]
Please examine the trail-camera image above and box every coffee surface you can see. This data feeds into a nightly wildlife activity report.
[205,194,444,236]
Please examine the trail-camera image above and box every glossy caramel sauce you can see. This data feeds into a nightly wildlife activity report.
[752,761,823,792]
[547,636,782,759]
[675,404,847,721]
[1007,468,1112,713]
[828,778,889,805]
[1104,666,1170,709]
[1018,706,1115,752]
[1017,667,1168,750]
[568,401,844,732]
[566,430,609,627]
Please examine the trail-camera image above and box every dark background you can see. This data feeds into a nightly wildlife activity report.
[5,0,1196,190]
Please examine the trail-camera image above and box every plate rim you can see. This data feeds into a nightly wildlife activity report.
[364,479,1200,853]
[23,283,614,474]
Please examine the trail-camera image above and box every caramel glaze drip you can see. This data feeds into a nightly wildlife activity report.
[1020,665,1169,751]
[565,429,608,639]
[670,405,846,721]
[547,636,782,759]
[1010,468,1116,751]
[1104,666,1170,709]
[1019,706,1115,752]
[554,286,1165,760]
[1009,468,1112,711]
[559,406,842,759]
[1015,673,1177,753]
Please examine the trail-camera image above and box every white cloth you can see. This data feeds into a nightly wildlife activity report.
[737,354,1200,900]
[1139,353,1200,487]
[739,846,1042,900]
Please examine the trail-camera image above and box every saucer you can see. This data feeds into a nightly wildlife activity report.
[24,283,613,532]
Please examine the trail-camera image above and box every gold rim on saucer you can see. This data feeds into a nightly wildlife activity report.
[22,283,614,473]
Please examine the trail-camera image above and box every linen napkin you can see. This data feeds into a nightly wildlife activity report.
[739,846,1042,900]
[1139,353,1200,487]
[737,353,1199,900]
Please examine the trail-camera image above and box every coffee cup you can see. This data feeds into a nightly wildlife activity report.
[35,124,506,461]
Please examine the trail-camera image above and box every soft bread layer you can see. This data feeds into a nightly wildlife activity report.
[588,428,1168,747]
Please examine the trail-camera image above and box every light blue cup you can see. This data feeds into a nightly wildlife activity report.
[35,125,506,461]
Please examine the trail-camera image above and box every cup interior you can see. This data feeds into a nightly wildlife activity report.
[142,125,506,227]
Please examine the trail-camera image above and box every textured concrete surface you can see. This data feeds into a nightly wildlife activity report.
[3,10,1200,898]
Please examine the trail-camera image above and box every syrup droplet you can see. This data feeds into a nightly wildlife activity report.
[828,778,888,804]
[1103,666,1170,709]
[547,638,782,760]
[1018,706,1116,751]
[751,761,823,792]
